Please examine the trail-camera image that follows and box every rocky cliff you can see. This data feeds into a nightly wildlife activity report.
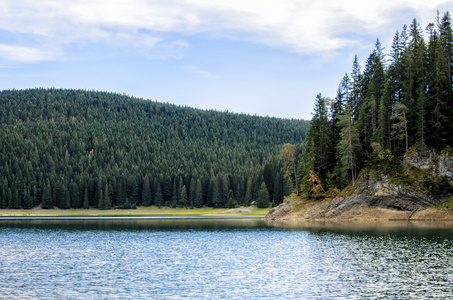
[265,150,453,222]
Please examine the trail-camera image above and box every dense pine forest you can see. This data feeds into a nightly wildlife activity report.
[0,88,309,209]
[301,12,453,195]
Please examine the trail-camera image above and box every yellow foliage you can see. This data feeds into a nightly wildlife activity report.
[306,170,325,197]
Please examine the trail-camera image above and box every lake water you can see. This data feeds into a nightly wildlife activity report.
[1,218,453,299]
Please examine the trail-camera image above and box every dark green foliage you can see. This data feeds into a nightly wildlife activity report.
[180,185,188,207]
[423,175,453,196]
[283,174,294,196]
[0,88,307,209]
[83,183,89,209]
[256,182,270,208]
[226,190,235,208]
[273,172,283,206]
[193,179,203,208]
[41,181,53,209]
[301,94,334,188]
[141,175,152,206]
[69,180,80,208]
[301,12,453,195]
[99,183,111,210]
[154,185,164,208]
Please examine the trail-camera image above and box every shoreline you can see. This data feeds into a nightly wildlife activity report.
[0,206,270,218]
[264,197,453,224]
[0,215,265,220]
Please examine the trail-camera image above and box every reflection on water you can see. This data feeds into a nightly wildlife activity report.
[0,218,268,231]
[1,218,452,299]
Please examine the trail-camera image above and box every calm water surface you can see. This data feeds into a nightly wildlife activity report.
[0,218,452,299]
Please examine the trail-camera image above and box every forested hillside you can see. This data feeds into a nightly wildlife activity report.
[0,88,308,209]
[301,12,453,195]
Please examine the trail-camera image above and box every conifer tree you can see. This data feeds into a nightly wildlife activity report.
[83,182,89,209]
[141,174,152,206]
[244,177,253,206]
[154,185,164,208]
[193,179,203,208]
[42,181,52,209]
[337,105,360,186]
[171,179,178,208]
[350,55,362,121]
[98,188,105,210]
[211,176,220,208]
[281,144,299,194]
[69,180,80,208]
[302,94,332,187]
[392,103,409,155]
[59,182,70,209]
[283,174,294,196]
[180,185,188,207]
[256,182,270,208]
[273,172,283,206]
[104,183,111,209]
[189,174,197,207]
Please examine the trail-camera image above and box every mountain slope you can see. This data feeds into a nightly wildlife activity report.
[0,88,308,209]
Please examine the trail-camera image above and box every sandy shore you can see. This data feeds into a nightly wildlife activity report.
[0,206,270,217]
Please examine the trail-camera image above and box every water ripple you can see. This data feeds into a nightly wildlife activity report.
[0,222,452,299]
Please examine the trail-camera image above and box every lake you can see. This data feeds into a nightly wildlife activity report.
[1,217,452,299]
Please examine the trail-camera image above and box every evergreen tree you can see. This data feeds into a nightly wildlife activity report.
[154,185,164,208]
[83,182,90,209]
[180,185,188,207]
[244,177,253,206]
[220,174,229,208]
[189,173,197,206]
[426,21,450,148]
[402,18,427,147]
[141,174,152,206]
[171,179,178,208]
[211,176,221,208]
[127,175,139,205]
[59,182,70,209]
[302,94,332,187]
[283,174,294,196]
[12,188,20,209]
[0,178,6,209]
[95,176,103,209]
[116,181,126,206]
[273,172,283,206]
[193,179,204,208]
[69,180,80,208]
[256,182,270,208]
[391,103,409,155]
[42,181,52,209]
[98,188,105,210]
[23,184,33,209]
[281,144,299,194]
[226,190,235,208]
[337,105,360,186]
[178,177,184,205]
[350,55,362,121]
[99,183,111,210]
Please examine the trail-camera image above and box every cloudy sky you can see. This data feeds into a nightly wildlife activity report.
[0,1,451,120]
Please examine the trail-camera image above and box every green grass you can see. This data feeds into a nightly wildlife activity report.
[434,199,453,210]
[0,206,271,217]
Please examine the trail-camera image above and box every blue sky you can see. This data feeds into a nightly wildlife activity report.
[0,1,451,120]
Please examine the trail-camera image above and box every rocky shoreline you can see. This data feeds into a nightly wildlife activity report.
[265,150,453,223]
[264,197,453,223]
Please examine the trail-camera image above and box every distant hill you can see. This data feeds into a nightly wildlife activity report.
[0,88,309,209]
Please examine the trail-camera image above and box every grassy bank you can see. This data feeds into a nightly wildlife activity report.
[0,206,270,217]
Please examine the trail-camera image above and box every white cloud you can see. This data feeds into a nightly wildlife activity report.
[0,44,59,63]
[0,0,451,62]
